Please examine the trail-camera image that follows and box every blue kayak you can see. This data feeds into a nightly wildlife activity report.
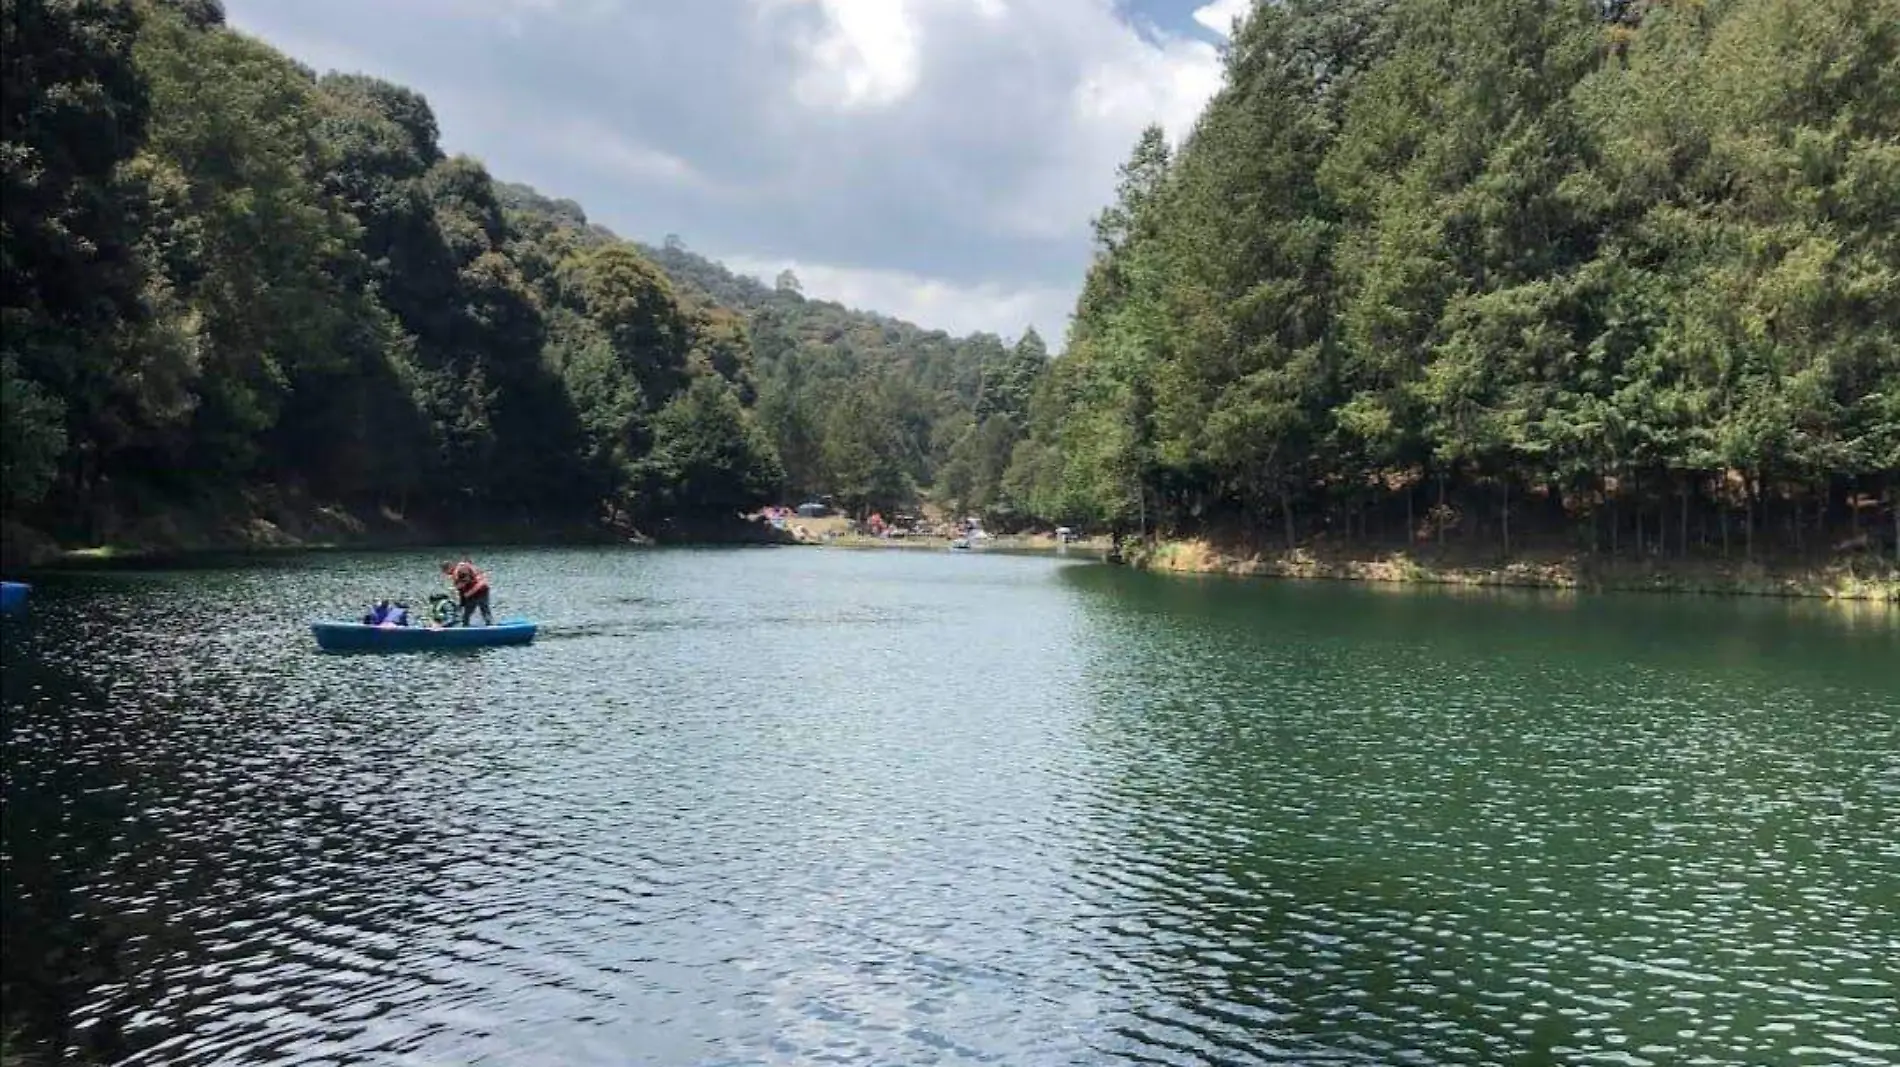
[311,618,537,653]
[0,581,28,613]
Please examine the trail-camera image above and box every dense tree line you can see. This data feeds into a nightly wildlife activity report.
[1,0,790,542]
[499,185,1055,522]
[1009,0,1899,560]
[632,237,1052,521]
[0,0,1050,544]
[23,0,1877,561]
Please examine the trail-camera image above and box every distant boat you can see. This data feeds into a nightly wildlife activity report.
[311,619,537,653]
[949,538,971,551]
[0,581,28,613]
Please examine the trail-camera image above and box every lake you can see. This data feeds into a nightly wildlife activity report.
[2,547,1896,1065]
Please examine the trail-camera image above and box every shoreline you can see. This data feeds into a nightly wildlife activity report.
[8,530,809,573]
[812,532,1112,555]
[11,508,1896,604]
[0,496,801,574]
[1125,537,1900,603]
[5,521,636,572]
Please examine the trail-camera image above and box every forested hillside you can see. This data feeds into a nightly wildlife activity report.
[0,0,1043,557]
[1010,0,1899,563]
[498,182,1058,523]
[640,229,1053,522]
[12,0,1889,567]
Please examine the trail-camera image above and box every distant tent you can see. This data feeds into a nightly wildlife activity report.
[796,502,828,517]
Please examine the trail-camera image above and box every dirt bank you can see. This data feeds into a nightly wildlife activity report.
[1128,537,1900,602]
[1,489,804,572]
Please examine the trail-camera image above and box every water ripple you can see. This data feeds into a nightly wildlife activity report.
[2,550,1896,1065]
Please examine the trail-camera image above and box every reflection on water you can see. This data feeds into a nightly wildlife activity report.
[1062,569,1899,1064]
[3,549,1896,1065]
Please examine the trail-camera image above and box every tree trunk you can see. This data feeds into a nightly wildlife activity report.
[1610,480,1620,558]
[1501,478,1511,557]
[1744,474,1755,560]
[1282,489,1296,551]
[1634,490,1643,557]
[1436,472,1447,547]
[1406,484,1415,545]
[1679,477,1690,559]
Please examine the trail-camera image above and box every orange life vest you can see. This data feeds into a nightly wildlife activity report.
[451,561,489,598]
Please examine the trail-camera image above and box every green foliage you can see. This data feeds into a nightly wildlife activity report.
[1023,0,1900,557]
[2,0,151,518]
[641,375,783,516]
[977,328,1048,423]
[0,355,66,508]
[0,1,1040,545]
[820,382,914,517]
[1,0,935,539]
[633,239,1032,513]
[567,243,688,405]
[131,10,374,472]
[931,327,1054,523]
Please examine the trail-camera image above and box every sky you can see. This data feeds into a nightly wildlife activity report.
[221,0,1253,346]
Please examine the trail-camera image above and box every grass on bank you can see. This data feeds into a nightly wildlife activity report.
[1130,538,1900,602]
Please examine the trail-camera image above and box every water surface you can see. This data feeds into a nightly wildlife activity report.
[3,548,1896,1065]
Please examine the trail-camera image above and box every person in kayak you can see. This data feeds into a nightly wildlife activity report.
[441,559,493,626]
[425,593,458,628]
[363,600,411,626]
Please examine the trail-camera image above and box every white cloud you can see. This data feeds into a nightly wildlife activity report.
[222,0,1232,343]
[542,118,707,188]
[770,0,927,110]
[978,6,1221,244]
[1192,0,1252,38]
[722,254,1073,344]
